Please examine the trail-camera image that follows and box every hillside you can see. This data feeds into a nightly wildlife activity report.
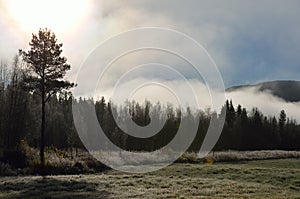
[227,80,300,102]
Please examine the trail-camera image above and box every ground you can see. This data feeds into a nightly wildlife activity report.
[0,159,300,198]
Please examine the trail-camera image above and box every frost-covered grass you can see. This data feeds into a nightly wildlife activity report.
[209,150,300,162]
[0,158,300,198]
[81,149,300,165]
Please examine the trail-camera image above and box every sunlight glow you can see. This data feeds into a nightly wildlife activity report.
[4,0,92,36]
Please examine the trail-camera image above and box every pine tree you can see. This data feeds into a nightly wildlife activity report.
[278,109,286,148]
[19,28,75,169]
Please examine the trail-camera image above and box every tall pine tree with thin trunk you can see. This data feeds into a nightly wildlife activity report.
[19,28,75,170]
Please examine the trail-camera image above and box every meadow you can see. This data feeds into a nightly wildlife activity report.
[0,158,300,198]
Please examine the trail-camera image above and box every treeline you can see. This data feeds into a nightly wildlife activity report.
[215,101,299,150]
[0,58,79,151]
[1,59,300,157]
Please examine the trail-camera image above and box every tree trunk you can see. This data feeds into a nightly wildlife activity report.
[40,95,45,169]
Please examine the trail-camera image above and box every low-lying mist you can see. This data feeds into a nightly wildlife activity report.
[95,79,300,122]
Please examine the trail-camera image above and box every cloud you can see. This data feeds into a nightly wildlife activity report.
[0,13,25,62]
[98,0,300,87]
[95,79,300,122]
[1,0,300,120]
[226,86,300,122]
[1,0,300,86]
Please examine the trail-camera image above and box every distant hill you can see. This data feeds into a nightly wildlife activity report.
[227,80,300,102]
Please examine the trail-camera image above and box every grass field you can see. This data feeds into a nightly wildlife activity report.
[0,159,300,198]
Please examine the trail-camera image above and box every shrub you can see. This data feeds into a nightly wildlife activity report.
[19,139,40,167]
[45,145,68,159]
[175,152,200,163]
[202,156,215,164]
[0,162,16,176]
[81,155,109,172]
[0,149,27,169]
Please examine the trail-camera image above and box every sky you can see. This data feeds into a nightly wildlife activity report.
[0,0,300,119]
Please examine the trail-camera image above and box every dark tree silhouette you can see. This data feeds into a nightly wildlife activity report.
[279,109,287,147]
[279,110,286,131]
[19,28,75,168]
